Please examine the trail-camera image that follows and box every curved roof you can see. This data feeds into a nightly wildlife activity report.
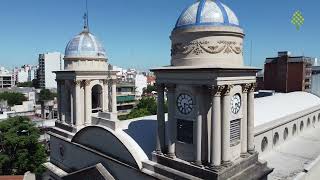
[64,29,107,59]
[255,92,320,127]
[175,0,239,29]
[72,126,148,169]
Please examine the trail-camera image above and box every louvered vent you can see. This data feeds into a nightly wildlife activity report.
[230,119,241,146]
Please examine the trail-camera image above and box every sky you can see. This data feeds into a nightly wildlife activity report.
[0,0,318,70]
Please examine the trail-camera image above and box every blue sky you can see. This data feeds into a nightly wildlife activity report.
[0,0,318,70]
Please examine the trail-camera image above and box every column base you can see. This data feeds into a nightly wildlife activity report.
[155,150,163,155]
[222,160,233,167]
[166,153,176,159]
[248,149,256,154]
[209,164,223,172]
[192,161,203,167]
[240,152,250,158]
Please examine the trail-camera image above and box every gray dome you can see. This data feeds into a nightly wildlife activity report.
[175,0,239,29]
[64,30,107,59]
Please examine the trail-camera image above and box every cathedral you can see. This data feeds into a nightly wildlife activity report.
[43,0,275,179]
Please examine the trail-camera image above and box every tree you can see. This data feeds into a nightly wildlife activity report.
[16,82,33,87]
[137,97,157,115]
[0,116,47,175]
[142,85,156,95]
[39,89,56,101]
[0,92,27,106]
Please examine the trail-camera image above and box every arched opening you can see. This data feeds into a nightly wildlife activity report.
[92,84,103,113]
[313,116,316,125]
[318,114,320,122]
[261,137,268,152]
[283,128,288,140]
[273,132,279,146]
[300,121,304,131]
[307,118,311,127]
[292,124,297,135]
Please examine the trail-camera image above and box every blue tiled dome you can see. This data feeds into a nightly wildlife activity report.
[175,0,239,29]
[64,29,107,59]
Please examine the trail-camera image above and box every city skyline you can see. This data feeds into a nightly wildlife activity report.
[0,0,318,70]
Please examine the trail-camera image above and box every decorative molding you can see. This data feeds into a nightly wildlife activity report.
[212,85,224,97]
[171,40,242,56]
[103,79,109,84]
[242,84,251,93]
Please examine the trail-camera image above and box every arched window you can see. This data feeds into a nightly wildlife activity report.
[292,124,297,135]
[284,128,289,140]
[261,137,268,152]
[313,116,316,125]
[318,114,320,122]
[300,121,304,131]
[307,118,311,127]
[273,132,279,146]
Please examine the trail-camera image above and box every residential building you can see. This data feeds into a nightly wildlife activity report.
[264,51,312,93]
[13,65,38,83]
[0,67,14,88]
[135,74,147,97]
[147,75,156,86]
[37,52,64,89]
[117,82,136,115]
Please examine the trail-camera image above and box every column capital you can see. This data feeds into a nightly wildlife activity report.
[166,84,176,92]
[249,83,256,92]
[103,79,109,84]
[222,85,233,96]
[73,80,82,86]
[211,85,224,97]
[241,84,251,93]
[156,83,165,91]
[84,80,91,87]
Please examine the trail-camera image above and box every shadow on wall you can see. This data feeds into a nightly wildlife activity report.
[124,120,158,159]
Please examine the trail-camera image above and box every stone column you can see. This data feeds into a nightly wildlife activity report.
[70,83,74,126]
[103,80,109,112]
[210,86,223,168]
[222,85,232,166]
[248,83,256,154]
[195,86,203,165]
[156,83,165,154]
[74,80,81,126]
[111,79,117,113]
[56,80,62,121]
[84,80,92,125]
[167,84,176,158]
[241,84,250,157]
[60,80,66,123]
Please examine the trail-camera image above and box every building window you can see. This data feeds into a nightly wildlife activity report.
[177,119,193,144]
[273,132,279,146]
[300,121,304,131]
[261,137,268,152]
[230,119,241,146]
[292,124,297,135]
[283,128,289,140]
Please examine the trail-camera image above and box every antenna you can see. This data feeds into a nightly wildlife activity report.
[250,40,253,66]
[83,0,89,31]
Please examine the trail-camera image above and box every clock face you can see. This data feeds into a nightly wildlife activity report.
[177,93,193,115]
[231,94,241,114]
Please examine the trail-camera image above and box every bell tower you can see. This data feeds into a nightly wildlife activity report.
[54,14,118,133]
[151,0,272,179]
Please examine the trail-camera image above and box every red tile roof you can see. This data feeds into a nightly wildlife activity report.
[0,176,24,180]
